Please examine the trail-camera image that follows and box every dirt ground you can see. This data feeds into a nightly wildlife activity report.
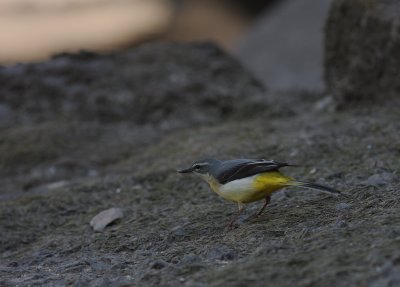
[0,42,399,286]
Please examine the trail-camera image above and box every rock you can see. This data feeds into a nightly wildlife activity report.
[364,172,394,187]
[237,0,332,91]
[0,103,12,122]
[206,245,235,261]
[1,22,400,287]
[150,259,168,270]
[170,225,187,238]
[335,202,352,211]
[0,42,267,127]
[368,257,400,287]
[325,0,400,104]
[90,208,124,232]
[179,253,201,265]
[334,220,348,228]
[314,96,335,112]
[89,277,113,287]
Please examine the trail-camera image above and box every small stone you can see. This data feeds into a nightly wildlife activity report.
[150,259,168,270]
[314,96,334,112]
[309,168,317,174]
[90,261,111,271]
[207,245,235,261]
[334,220,348,228]
[0,103,12,121]
[46,180,69,191]
[179,253,201,265]
[364,172,394,187]
[171,225,187,237]
[90,208,124,232]
[336,202,352,211]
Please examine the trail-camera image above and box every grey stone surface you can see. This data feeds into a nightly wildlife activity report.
[0,43,267,127]
[364,172,395,187]
[237,0,332,91]
[325,0,400,104]
[0,40,399,286]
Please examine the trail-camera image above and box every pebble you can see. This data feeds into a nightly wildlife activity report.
[364,172,394,187]
[314,96,334,112]
[171,225,187,237]
[0,103,12,121]
[334,220,348,228]
[207,245,235,261]
[150,259,168,270]
[90,208,124,232]
[179,253,201,265]
[335,202,352,211]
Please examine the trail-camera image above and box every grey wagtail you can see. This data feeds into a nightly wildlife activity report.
[178,158,341,227]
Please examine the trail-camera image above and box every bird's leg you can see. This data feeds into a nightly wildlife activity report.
[251,196,271,218]
[258,196,271,215]
[227,203,245,230]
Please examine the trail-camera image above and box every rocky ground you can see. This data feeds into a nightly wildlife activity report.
[1,2,400,284]
[1,41,399,286]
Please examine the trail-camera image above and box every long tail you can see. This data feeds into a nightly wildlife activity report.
[290,180,341,195]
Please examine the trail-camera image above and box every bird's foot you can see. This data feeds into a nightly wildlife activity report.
[248,212,260,221]
[224,221,240,232]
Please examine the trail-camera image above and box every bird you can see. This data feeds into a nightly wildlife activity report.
[178,158,341,228]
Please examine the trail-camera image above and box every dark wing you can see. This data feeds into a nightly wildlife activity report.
[214,159,291,184]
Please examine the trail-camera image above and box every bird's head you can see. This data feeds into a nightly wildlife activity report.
[177,158,221,180]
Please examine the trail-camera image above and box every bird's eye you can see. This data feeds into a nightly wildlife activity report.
[194,164,201,170]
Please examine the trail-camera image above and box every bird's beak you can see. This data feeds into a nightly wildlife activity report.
[177,167,194,173]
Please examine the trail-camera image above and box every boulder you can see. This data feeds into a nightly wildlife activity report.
[325,0,400,104]
[0,42,267,127]
[237,0,332,91]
